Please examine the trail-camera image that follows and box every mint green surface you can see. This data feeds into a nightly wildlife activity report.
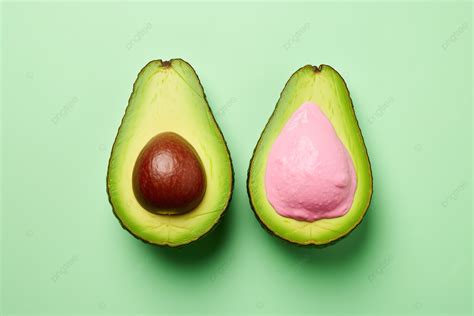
[1,2,472,315]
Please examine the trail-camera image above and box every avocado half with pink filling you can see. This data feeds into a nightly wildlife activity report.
[247,65,372,246]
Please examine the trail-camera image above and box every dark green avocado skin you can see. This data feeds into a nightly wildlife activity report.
[106,59,234,247]
[246,64,373,247]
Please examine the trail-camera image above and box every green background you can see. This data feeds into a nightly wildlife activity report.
[1,1,472,315]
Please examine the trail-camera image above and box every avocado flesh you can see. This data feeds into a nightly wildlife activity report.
[247,65,372,246]
[107,59,233,247]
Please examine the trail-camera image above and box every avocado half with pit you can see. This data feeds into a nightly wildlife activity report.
[107,59,233,247]
[247,65,372,246]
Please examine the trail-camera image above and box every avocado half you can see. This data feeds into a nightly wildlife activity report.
[247,64,372,246]
[107,59,233,247]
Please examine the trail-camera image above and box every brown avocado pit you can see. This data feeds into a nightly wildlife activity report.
[132,132,206,215]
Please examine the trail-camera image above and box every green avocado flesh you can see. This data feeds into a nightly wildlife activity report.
[107,59,233,247]
[247,65,372,246]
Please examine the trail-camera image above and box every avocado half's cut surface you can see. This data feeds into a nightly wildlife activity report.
[247,65,372,246]
[107,59,233,247]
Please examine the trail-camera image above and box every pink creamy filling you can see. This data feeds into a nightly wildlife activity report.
[264,102,357,222]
